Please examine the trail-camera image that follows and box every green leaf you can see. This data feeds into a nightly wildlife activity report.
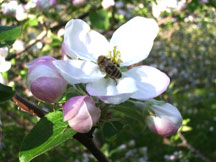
[23,17,39,31]
[89,9,110,30]
[103,121,123,141]
[19,111,76,162]
[0,83,15,102]
[113,101,146,123]
[0,26,21,47]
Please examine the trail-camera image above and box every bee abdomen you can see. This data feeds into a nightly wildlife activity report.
[105,64,122,79]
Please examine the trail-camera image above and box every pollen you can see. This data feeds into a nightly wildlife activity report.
[107,46,123,65]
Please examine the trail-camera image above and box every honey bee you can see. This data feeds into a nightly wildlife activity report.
[97,55,122,84]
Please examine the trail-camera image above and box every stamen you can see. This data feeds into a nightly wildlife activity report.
[106,46,122,65]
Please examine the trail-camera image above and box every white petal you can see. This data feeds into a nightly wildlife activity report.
[110,17,159,66]
[64,19,110,62]
[0,47,8,58]
[0,73,6,84]
[125,66,170,100]
[0,60,11,72]
[53,60,105,85]
[98,93,132,104]
[86,75,137,96]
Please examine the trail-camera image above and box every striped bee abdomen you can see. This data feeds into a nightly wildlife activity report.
[97,55,122,80]
[105,63,122,79]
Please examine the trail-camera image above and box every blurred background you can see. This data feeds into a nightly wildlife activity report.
[0,0,215,161]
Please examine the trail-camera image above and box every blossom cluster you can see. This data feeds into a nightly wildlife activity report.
[1,0,56,21]
[27,16,182,136]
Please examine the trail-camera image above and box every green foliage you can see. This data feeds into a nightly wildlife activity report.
[102,121,124,141]
[19,111,76,162]
[0,26,21,47]
[89,9,110,30]
[0,0,215,161]
[0,83,15,102]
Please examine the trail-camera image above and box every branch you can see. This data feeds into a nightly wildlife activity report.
[74,127,109,162]
[177,132,211,162]
[11,94,47,118]
[11,94,109,161]
[6,30,48,61]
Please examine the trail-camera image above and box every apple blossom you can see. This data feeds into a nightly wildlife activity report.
[102,0,115,9]
[1,1,27,21]
[0,47,11,84]
[27,56,67,103]
[1,1,18,15]
[63,95,101,133]
[0,47,11,73]
[146,103,182,137]
[53,17,170,104]
[36,0,56,9]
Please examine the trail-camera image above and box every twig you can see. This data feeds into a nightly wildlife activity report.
[74,127,109,162]
[6,30,48,61]
[11,94,47,118]
[11,94,109,161]
[177,132,211,162]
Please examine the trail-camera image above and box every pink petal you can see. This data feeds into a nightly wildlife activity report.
[30,77,66,103]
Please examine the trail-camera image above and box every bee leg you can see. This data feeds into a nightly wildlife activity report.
[113,78,118,85]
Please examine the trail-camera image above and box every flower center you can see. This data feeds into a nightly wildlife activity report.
[107,46,122,66]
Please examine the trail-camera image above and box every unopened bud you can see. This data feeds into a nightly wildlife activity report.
[63,95,101,133]
[27,56,67,103]
[146,103,182,137]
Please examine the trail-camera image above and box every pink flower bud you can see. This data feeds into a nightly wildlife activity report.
[146,103,182,137]
[63,95,101,133]
[27,56,67,103]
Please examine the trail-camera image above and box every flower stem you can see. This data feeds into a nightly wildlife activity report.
[73,128,109,162]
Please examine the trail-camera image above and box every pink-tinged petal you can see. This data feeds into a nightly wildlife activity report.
[86,76,137,96]
[64,19,110,62]
[110,17,159,66]
[83,96,101,124]
[146,116,178,137]
[30,77,67,103]
[61,41,76,60]
[27,56,55,66]
[53,60,105,85]
[63,95,101,133]
[63,96,86,121]
[27,65,59,86]
[125,65,170,100]
[27,56,63,77]
[97,93,132,104]
[146,103,182,137]
[152,103,182,129]
[68,105,93,133]
[27,56,67,103]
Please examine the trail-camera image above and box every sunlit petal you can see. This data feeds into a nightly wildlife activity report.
[110,17,159,66]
